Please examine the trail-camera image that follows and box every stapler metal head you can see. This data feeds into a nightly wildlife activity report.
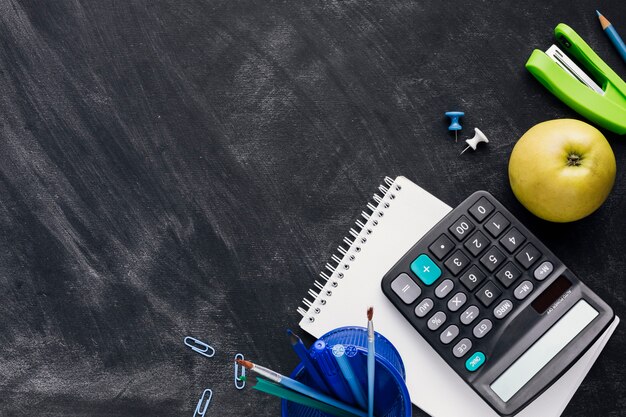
[526,23,626,135]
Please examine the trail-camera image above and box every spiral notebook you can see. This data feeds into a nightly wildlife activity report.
[298,176,618,417]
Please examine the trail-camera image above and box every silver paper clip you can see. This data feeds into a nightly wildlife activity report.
[184,336,215,358]
[234,353,246,389]
[193,388,212,417]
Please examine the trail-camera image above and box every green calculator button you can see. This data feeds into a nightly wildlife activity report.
[411,254,441,286]
[466,351,486,372]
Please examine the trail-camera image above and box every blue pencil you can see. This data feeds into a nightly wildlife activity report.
[332,344,368,410]
[367,307,375,417]
[597,10,626,64]
[237,359,368,417]
[287,329,331,394]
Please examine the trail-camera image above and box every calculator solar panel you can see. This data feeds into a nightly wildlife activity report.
[381,191,613,416]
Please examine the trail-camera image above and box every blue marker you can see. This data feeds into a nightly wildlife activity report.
[332,344,367,410]
[312,340,355,405]
[445,111,464,142]
[287,329,330,394]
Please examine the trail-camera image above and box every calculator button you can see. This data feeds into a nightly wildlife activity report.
[473,319,493,338]
[410,254,442,285]
[460,305,480,325]
[447,292,467,312]
[495,262,522,288]
[449,216,475,241]
[444,251,470,276]
[429,234,455,260]
[435,279,454,299]
[390,273,422,304]
[468,197,495,222]
[485,212,510,237]
[427,311,447,331]
[516,244,542,269]
[465,351,486,372]
[464,231,489,256]
[534,261,554,281]
[493,299,513,319]
[514,280,534,300]
[476,282,502,307]
[479,246,506,272]
[414,298,434,317]
[459,266,486,291]
[453,338,473,358]
[440,325,459,344]
[499,227,526,253]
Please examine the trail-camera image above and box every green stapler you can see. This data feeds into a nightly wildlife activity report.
[526,23,626,135]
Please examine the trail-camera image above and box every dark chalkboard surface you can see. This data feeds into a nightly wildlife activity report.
[0,0,624,416]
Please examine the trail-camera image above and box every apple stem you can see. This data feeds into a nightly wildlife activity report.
[567,153,582,166]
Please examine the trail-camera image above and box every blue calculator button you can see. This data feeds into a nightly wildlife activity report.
[411,254,442,286]
[465,352,486,372]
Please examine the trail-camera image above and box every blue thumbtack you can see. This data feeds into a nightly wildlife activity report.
[445,111,464,142]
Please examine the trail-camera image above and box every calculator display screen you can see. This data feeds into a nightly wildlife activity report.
[531,275,572,314]
[490,299,598,402]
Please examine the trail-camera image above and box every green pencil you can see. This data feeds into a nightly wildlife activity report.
[241,376,362,417]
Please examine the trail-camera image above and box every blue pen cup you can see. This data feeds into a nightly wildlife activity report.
[281,326,411,417]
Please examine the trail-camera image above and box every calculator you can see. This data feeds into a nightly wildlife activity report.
[381,191,613,416]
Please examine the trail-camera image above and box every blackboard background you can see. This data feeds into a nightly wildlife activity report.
[0,0,624,416]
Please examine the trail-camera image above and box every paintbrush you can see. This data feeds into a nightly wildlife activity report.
[240,374,360,417]
[236,359,367,417]
[367,306,375,417]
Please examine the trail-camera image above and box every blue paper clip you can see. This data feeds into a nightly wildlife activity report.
[234,353,246,389]
[184,336,215,358]
[193,388,212,417]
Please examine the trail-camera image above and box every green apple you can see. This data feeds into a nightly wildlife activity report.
[508,119,616,223]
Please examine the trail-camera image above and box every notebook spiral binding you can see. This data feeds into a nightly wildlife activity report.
[297,176,402,322]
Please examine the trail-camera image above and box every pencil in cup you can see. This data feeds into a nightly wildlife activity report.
[281,326,412,417]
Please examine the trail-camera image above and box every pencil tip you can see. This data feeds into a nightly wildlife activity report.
[367,306,374,321]
[597,11,610,28]
[286,328,293,336]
